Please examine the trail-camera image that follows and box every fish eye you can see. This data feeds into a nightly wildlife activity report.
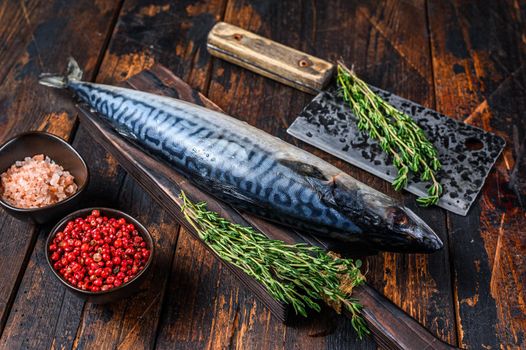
[387,207,410,227]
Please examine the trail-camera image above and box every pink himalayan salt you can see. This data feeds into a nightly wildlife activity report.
[0,154,78,208]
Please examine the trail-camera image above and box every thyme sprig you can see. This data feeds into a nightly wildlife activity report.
[336,63,443,206]
[179,191,370,339]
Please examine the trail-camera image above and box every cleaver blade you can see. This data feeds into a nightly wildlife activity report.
[287,84,506,216]
[207,22,506,216]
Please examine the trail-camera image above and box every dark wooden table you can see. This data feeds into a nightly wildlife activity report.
[0,1,524,349]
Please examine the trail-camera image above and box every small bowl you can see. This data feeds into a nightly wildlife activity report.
[45,208,155,304]
[0,131,89,224]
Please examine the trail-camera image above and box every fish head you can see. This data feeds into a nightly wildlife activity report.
[331,179,443,253]
[381,205,443,253]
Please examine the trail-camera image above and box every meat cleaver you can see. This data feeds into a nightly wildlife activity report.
[207,22,505,216]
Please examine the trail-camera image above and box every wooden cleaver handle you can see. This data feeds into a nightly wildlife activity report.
[207,22,334,94]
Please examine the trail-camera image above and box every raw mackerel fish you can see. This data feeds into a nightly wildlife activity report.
[40,58,442,253]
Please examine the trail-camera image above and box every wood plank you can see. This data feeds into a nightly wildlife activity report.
[155,227,287,350]
[84,1,345,348]
[155,228,375,350]
[207,0,456,346]
[0,0,122,335]
[68,0,457,348]
[80,65,292,321]
[0,128,126,349]
[0,227,83,350]
[84,59,378,346]
[78,60,454,350]
[71,175,180,350]
[94,0,226,89]
[0,1,472,349]
[70,1,229,349]
[427,0,526,348]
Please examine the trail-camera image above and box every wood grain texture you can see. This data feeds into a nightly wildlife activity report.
[66,0,460,348]
[72,176,180,350]
[0,0,121,336]
[428,0,526,348]
[77,65,290,318]
[95,0,226,90]
[0,0,522,349]
[207,22,334,94]
[209,0,457,346]
[155,228,374,350]
[75,54,454,348]
[90,2,330,348]
[353,286,455,350]
[66,1,227,349]
[79,0,458,347]
[0,130,126,349]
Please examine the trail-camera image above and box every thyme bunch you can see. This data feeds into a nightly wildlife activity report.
[179,191,369,339]
[336,63,443,206]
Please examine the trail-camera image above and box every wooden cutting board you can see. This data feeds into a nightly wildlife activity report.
[77,65,455,350]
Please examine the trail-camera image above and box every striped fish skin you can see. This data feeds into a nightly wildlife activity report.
[39,63,443,253]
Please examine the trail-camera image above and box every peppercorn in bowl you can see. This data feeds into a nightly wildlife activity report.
[45,208,154,304]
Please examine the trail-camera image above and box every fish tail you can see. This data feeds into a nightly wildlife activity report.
[38,57,83,88]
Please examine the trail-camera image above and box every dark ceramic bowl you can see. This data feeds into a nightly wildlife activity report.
[0,131,89,224]
[45,208,155,304]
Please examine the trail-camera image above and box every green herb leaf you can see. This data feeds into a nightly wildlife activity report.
[179,191,370,339]
[336,63,443,206]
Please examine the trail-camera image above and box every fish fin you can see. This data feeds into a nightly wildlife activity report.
[38,57,83,88]
[220,187,258,205]
[193,178,258,205]
[306,173,358,212]
[278,159,329,181]
[114,126,138,141]
[305,176,337,206]
[276,159,341,206]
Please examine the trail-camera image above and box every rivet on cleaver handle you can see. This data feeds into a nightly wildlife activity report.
[207,22,334,94]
